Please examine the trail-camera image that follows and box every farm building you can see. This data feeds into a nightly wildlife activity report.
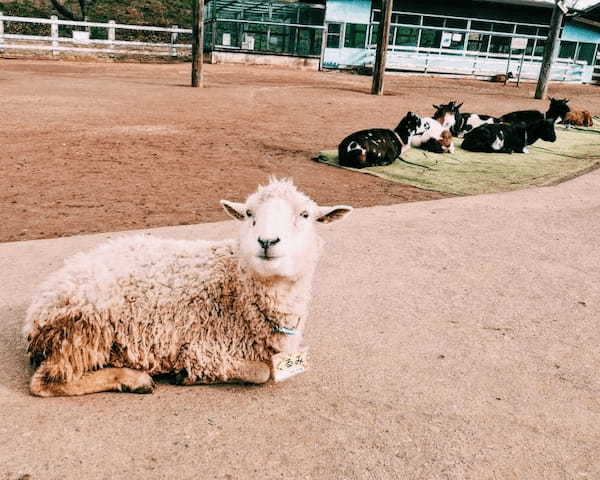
[202,0,600,83]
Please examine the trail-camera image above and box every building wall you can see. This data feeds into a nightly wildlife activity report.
[562,21,600,43]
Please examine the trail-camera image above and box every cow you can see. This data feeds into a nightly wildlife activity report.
[500,98,570,125]
[562,109,594,128]
[461,118,557,154]
[338,112,424,169]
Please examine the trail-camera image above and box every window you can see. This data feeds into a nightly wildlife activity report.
[392,14,420,25]
[516,25,537,36]
[392,26,418,46]
[471,21,492,31]
[559,41,577,59]
[419,29,441,49]
[441,31,465,50]
[326,22,341,48]
[467,33,490,52]
[445,18,468,29]
[344,23,367,48]
[489,36,511,54]
[493,22,514,33]
[422,16,444,27]
[577,43,596,64]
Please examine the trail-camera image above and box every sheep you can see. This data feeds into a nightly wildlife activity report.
[23,178,353,397]
[562,109,594,127]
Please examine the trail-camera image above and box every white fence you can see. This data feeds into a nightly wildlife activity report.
[364,47,588,83]
[0,14,192,57]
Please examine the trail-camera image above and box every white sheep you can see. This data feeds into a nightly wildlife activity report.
[23,178,352,397]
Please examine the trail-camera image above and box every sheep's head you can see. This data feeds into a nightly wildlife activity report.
[221,178,352,280]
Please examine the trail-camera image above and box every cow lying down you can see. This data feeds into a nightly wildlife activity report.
[461,119,557,154]
[338,112,423,168]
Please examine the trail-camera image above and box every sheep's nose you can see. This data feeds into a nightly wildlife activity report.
[258,237,280,250]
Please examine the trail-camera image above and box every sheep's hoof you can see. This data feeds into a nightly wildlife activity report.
[121,371,156,394]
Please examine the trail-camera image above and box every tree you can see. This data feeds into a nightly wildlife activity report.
[49,0,99,22]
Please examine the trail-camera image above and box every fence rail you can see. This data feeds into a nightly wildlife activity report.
[0,13,192,57]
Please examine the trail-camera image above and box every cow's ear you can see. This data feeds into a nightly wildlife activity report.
[220,200,246,221]
[456,103,463,109]
[432,104,439,110]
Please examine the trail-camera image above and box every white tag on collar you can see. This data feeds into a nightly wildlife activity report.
[271,347,309,382]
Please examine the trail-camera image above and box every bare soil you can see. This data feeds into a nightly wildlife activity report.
[1,59,599,243]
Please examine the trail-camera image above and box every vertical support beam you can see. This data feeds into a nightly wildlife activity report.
[319,25,327,71]
[371,0,393,95]
[0,12,4,53]
[192,0,204,88]
[108,20,115,50]
[51,15,59,56]
[171,24,178,57]
[535,1,564,99]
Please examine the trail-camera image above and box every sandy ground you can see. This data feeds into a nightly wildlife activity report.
[1,167,599,479]
[1,59,600,242]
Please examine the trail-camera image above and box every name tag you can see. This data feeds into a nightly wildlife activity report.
[271,348,309,382]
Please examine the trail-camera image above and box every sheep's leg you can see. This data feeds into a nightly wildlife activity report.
[230,360,271,384]
[30,364,155,397]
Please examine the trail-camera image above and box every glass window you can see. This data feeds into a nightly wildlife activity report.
[446,18,468,29]
[493,22,514,33]
[369,24,379,45]
[467,32,489,52]
[441,31,465,50]
[419,29,441,49]
[471,21,492,31]
[525,38,536,56]
[559,41,577,59]
[422,16,444,27]
[537,27,549,38]
[392,14,420,25]
[392,26,418,46]
[489,35,511,54]
[326,22,341,48]
[344,23,367,48]
[534,40,545,57]
[577,42,596,64]
[516,25,537,36]
[217,21,240,47]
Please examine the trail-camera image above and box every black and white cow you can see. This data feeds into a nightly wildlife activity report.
[411,101,460,154]
[500,98,570,124]
[338,112,424,168]
[451,113,499,137]
[461,118,557,154]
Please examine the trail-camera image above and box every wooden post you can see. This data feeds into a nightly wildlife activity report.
[0,12,4,53]
[192,0,204,87]
[51,15,59,56]
[371,0,393,95]
[171,24,178,57]
[108,20,115,50]
[535,1,564,99]
[319,24,328,71]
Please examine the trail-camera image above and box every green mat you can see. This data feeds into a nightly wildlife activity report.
[315,120,600,196]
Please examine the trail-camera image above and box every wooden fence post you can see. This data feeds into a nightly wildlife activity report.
[371,0,393,95]
[0,12,4,53]
[51,15,59,56]
[191,0,204,88]
[535,2,564,99]
[108,20,115,49]
[171,25,178,57]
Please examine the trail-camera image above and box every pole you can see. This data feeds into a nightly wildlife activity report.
[534,1,564,99]
[371,0,393,95]
[191,0,204,88]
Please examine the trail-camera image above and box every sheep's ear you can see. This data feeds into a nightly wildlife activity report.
[220,200,246,221]
[315,205,353,224]
[432,104,439,110]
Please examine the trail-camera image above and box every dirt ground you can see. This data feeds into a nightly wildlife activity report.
[1,59,599,243]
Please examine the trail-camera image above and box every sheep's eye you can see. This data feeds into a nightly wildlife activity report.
[300,211,309,219]
[246,210,253,218]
